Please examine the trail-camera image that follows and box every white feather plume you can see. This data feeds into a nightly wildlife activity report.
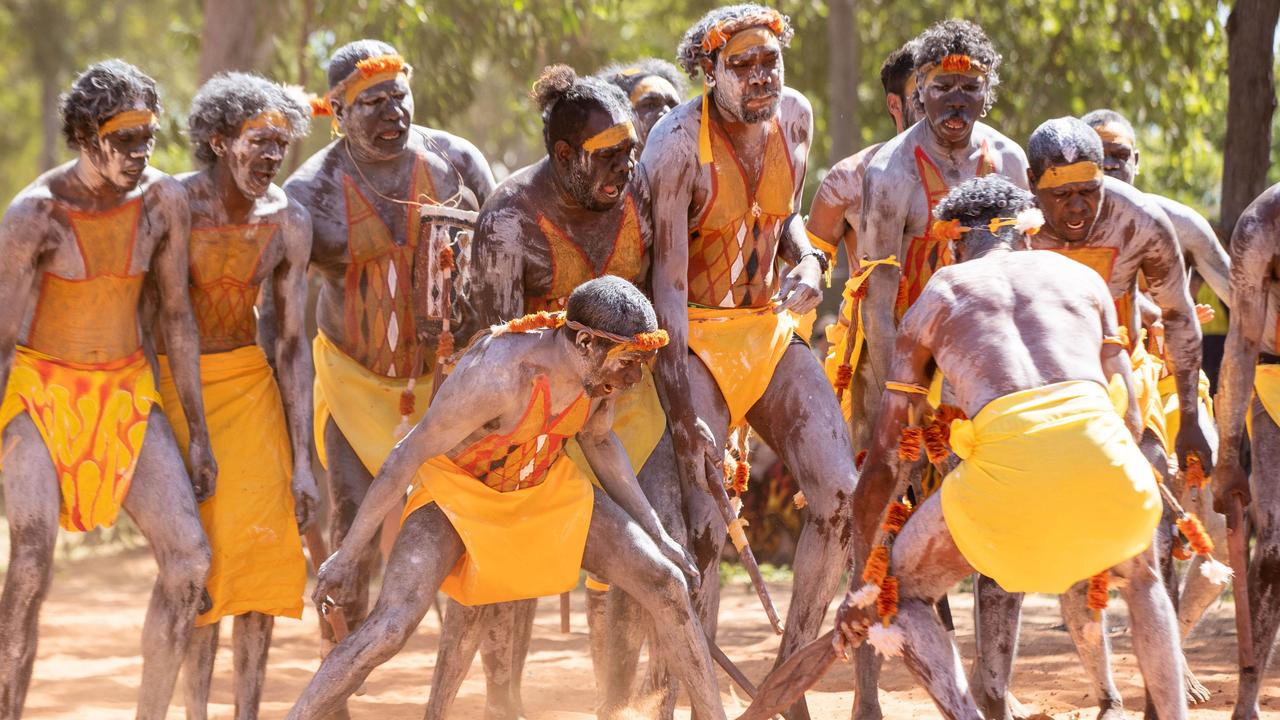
[1200,557,1234,586]
[868,622,905,658]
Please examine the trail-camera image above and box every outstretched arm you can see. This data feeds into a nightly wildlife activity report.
[1214,202,1277,512]
[273,203,320,529]
[0,201,44,409]
[1166,201,1231,305]
[152,180,218,499]
[1141,209,1209,471]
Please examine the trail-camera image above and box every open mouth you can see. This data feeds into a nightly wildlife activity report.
[601,184,621,199]
[1066,220,1086,230]
[252,169,274,185]
[378,129,404,142]
[942,116,967,131]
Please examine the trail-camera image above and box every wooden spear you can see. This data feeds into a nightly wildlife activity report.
[705,455,784,635]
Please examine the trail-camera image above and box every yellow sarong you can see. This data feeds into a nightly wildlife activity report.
[687,304,814,427]
[565,366,666,484]
[0,346,159,532]
[941,380,1162,594]
[1157,370,1214,457]
[1252,363,1280,433]
[1129,342,1168,450]
[401,454,593,605]
[313,330,434,475]
[158,346,305,626]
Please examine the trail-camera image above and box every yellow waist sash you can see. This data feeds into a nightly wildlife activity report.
[565,365,666,486]
[686,304,814,427]
[0,346,158,532]
[401,453,593,605]
[822,257,900,423]
[158,346,305,626]
[941,380,1161,594]
[312,330,434,475]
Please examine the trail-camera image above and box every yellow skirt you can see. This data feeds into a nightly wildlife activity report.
[686,304,814,427]
[565,366,666,485]
[0,346,158,532]
[941,380,1162,594]
[158,346,305,625]
[401,454,593,606]
[312,330,434,475]
[1156,370,1214,457]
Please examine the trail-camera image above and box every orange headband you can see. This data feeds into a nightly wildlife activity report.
[493,311,669,353]
[328,54,412,108]
[700,9,786,53]
[240,109,289,134]
[1037,161,1103,189]
[98,109,157,138]
[581,121,637,153]
[931,208,1045,241]
[919,54,988,87]
[1093,122,1135,147]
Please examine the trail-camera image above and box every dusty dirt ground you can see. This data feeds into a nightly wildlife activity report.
[14,545,1279,719]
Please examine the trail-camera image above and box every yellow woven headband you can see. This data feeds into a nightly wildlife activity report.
[240,110,289,134]
[581,121,637,152]
[1093,122,1135,147]
[1037,161,1103,189]
[98,109,157,138]
[629,76,673,105]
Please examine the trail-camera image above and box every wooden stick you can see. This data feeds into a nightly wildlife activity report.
[705,456,784,635]
[708,640,757,699]
[1227,498,1256,672]
[560,592,571,633]
[735,630,838,720]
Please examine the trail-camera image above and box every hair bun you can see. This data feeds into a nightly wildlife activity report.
[531,64,579,113]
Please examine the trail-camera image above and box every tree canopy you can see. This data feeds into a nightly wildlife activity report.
[0,1,1264,224]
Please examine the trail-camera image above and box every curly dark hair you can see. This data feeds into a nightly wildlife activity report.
[59,59,161,150]
[326,38,399,89]
[596,58,688,100]
[676,4,794,78]
[187,72,310,167]
[1027,117,1105,180]
[1080,108,1136,139]
[912,19,1001,112]
[880,42,915,98]
[531,64,633,153]
[566,275,658,339]
[934,175,1035,228]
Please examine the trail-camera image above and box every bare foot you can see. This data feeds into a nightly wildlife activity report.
[1006,691,1031,720]
[1183,666,1211,705]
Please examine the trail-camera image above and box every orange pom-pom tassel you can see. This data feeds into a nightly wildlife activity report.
[877,576,900,622]
[854,449,868,472]
[438,244,454,269]
[309,95,332,117]
[923,423,948,463]
[882,502,913,535]
[862,545,890,587]
[732,460,750,494]
[1087,572,1109,612]
[436,329,454,359]
[834,363,852,393]
[399,389,415,417]
[1185,454,1208,490]
[1177,513,1215,556]
[1172,542,1193,561]
[898,426,923,461]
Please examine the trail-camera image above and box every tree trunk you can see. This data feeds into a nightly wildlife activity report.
[825,0,859,165]
[1221,0,1280,239]
[198,0,270,80]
